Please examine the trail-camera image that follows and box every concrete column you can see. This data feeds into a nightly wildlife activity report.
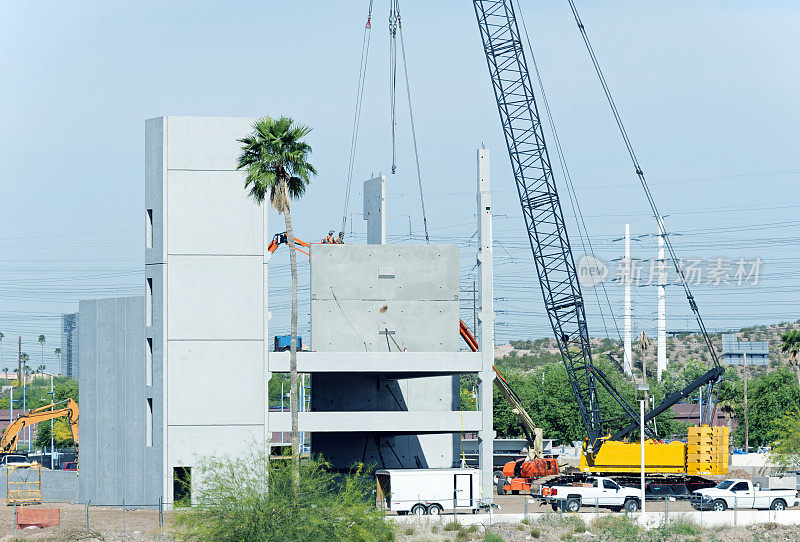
[657,219,667,382]
[623,224,632,376]
[363,176,386,244]
[476,148,495,505]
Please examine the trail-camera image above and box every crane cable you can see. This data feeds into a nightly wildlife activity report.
[565,0,721,421]
[341,0,375,240]
[514,0,621,350]
[389,1,399,175]
[396,1,430,243]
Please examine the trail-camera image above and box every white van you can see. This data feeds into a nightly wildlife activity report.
[376,468,481,516]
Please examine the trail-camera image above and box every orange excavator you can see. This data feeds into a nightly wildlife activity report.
[0,399,79,454]
[267,232,312,258]
[460,320,559,494]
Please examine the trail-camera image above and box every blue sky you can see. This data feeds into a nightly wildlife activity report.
[1,1,798,372]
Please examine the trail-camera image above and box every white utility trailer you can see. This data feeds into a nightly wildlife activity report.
[376,468,481,516]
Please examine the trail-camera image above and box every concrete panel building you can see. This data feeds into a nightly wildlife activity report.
[78,115,495,506]
[145,116,267,505]
[60,312,79,378]
[78,296,155,505]
[309,243,462,468]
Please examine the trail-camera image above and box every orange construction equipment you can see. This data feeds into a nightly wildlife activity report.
[267,232,311,257]
[0,399,79,454]
[459,320,559,494]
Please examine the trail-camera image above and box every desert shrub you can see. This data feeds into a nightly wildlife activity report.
[444,521,461,531]
[530,527,541,538]
[403,527,415,536]
[172,450,392,542]
[590,514,640,540]
[455,531,469,541]
[484,532,503,542]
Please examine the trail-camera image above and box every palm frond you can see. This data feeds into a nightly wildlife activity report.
[237,116,317,213]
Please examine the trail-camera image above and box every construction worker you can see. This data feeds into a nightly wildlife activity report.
[322,230,335,244]
[335,232,345,244]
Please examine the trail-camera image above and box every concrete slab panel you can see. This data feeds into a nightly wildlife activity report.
[165,117,256,171]
[310,244,459,302]
[167,340,264,425]
[166,170,263,255]
[311,300,458,352]
[268,351,481,373]
[166,255,263,340]
[271,411,481,433]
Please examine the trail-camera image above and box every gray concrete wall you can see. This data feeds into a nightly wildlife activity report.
[146,116,267,505]
[310,244,460,469]
[78,296,155,505]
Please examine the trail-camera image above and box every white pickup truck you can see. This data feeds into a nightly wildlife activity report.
[691,479,799,511]
[540,476,642,513]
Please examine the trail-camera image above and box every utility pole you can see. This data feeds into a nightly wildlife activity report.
[657,218,667,382]
[17,337,22,388]
[50,375,55,469]
[623,224,632,376]
[472,280,477,337]
[743,351,749,453]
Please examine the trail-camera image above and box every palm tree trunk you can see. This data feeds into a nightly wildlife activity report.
[280,176,301,487]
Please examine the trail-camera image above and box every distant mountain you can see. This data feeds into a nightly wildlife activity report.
[495,320,800,377]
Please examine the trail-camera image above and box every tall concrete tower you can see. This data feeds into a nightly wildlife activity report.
[623,224,633,376]
[657,219,667,382]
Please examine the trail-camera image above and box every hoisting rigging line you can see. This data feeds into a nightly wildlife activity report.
[389,2,399,175]
[396,1,431,243]
[515,2,621,351]
[565,0,722,423]
[341,0,375,240]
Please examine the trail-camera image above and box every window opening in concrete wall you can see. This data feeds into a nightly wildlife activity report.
[146,398,153,447]
[146,209,153,248]
[146,337,153,386]
[173,466,191,505]
[146,278,153,326]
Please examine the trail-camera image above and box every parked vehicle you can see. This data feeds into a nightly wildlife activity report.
[0,454,29,466]
[539,476,642,513]
[691,479,798,511]
[62,461,78,471]
[376,468,480,516]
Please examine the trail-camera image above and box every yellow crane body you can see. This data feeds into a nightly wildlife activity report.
[579,425,729,476]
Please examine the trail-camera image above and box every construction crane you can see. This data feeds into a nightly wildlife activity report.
[472,0,727,479]
[460,320,559,494]
[1,399,79,454]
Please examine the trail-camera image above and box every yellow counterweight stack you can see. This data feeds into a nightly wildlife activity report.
[580,425,729,475]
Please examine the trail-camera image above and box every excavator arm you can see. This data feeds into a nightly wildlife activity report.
[460,319,543,460]
[1,399,79,453]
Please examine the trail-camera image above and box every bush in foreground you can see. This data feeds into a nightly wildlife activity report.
[172,450,393,542]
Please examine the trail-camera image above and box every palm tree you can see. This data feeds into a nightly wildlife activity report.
[38,335,46,375]
[54,348,61,371]
[238,116,316,482]
[0,331,5,379]
[781,330,800,391]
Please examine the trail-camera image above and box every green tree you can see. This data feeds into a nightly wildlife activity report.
[238,116,316,483]
[770,407,800,470]
[781,329,800,391]
[735,368,799,447]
